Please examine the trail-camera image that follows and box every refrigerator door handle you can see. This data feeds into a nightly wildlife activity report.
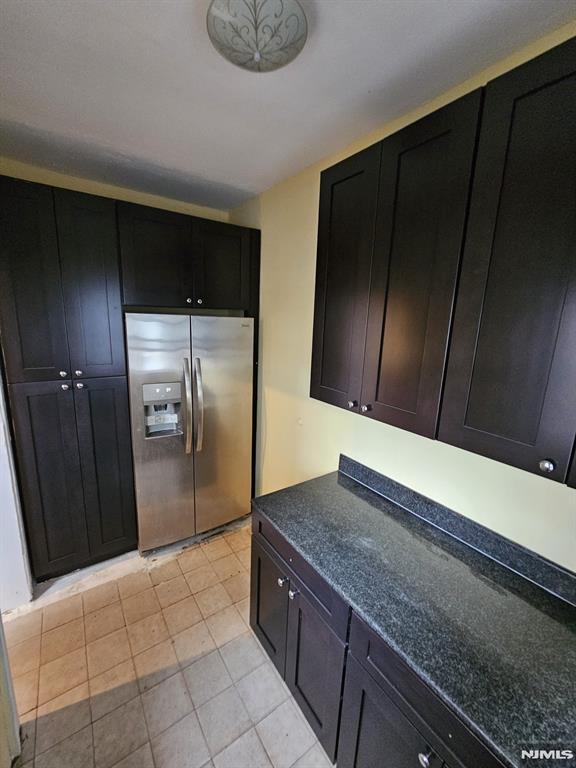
[183,357,193,455]
[194,357,204,452]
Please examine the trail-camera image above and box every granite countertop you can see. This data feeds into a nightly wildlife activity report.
[252,470,576,768]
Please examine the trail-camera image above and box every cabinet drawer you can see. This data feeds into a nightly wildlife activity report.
[252,510,349,639]
[349,614,506,768]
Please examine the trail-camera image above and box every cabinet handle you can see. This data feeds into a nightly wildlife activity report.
[61,384,70,391]
[418,749,434,768]
[59,371,68,378]
[360,404,372,413]
[76,383,85,389]
[347,400,357,409]
[75,370,83,376]
[288,588,299,600]
[186,297,192,304]
[277,577,288,588]
[197,298,203,305]
[538,459,555,474]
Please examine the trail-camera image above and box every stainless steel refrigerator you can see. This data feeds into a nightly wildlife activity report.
[125,313,254,551]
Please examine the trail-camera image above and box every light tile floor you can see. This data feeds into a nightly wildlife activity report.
[4,522,332,768]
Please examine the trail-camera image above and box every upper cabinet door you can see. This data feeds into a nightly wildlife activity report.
[118,202,194,307]
[55,190,126,378]
[439,39,576,482]
[360,91,482,436]
[0,178,70,382]
[310,145,381,410]
[194,219,251,309]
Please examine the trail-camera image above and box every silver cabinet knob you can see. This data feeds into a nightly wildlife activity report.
[288,588,299,601]
[418,750,433,768]
[186,297,192,304]
[347,400,357,409]
[197,298,203,305]
[61,384,70,391]
[360,404,372,413]
[277,577,288,588]
[539,459,555,474]
[75,382,84,389]
[75,370,83,376]
[59,371,68,377]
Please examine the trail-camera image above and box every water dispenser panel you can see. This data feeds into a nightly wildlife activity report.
[142,382,183,438]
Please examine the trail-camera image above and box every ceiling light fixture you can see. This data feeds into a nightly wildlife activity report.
[207,0,307,73]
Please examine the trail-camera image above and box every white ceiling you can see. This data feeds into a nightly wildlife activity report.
[0,0,574,209]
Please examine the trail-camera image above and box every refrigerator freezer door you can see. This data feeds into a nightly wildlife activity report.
[192,316,254,534]
[126,313,196,550]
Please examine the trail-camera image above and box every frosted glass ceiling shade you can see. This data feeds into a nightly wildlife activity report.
[207,0,307,73]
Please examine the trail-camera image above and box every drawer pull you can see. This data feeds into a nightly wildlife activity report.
[288,588,299,600]
[277,577,288,588]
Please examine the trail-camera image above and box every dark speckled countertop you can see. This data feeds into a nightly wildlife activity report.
[252,468,576,768]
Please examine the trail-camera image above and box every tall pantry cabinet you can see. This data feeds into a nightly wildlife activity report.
[0,179,137,579]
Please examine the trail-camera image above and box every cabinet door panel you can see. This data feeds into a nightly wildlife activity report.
[118,202,194,307]
[338,654,442,768]
[250,538,289,676]
[9,381,89,580]
[56,190,126,378]
[0,178,70,382]
[195,219,251,309]
[439,39,576,481]
[361,91,481,436]
[74,377,137,560]
[285,579,346,761]
[310,144,381,410]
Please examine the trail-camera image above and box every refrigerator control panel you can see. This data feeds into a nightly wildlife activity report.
[142,382,183,438]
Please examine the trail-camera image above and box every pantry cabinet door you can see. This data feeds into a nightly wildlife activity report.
[9,380,89,580]
[0,178,70,383]
[439,38,576,482]
[74,376,137,561]
[360,90,481,436]
[56,190,126,379]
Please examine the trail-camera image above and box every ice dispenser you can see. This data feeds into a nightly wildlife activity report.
[142,383,183,438]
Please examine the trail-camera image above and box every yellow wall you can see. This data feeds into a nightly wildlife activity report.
[0,157,229,222]
[231,22,576,572]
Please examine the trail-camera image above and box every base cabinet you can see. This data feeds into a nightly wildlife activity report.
[9,380,89,579]
[338,654,442,768]
[250,511,507,768]
[250,535,346,761]
[10,377,137,580]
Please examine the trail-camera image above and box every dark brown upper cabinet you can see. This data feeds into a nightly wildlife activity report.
[0,178,70,383]
[118,202,258,311]
[360,91,481,436]
[195,218,252,309]
[310,144,382,410]
[55,190,126,379]
[439,39,576,482]
[118,203,195,307]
